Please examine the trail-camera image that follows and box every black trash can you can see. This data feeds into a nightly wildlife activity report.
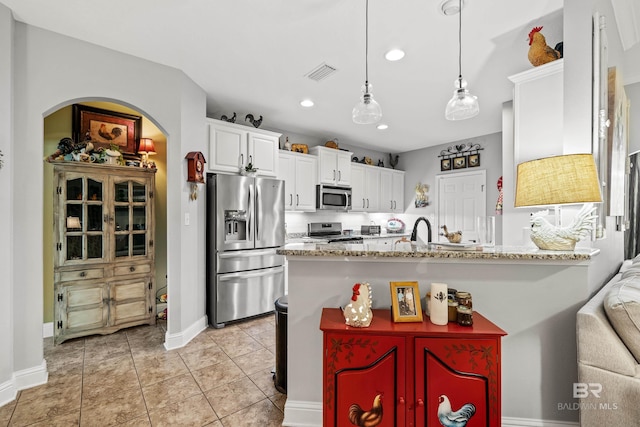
[274,294,288,393]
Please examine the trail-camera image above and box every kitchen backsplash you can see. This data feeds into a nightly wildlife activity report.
[284,211,410,236]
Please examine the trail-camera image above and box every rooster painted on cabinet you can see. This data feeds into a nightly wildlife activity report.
[348,393,383,427]
[437,395,476,427]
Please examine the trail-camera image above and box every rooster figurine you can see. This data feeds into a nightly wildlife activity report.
[245,113,263,128]
[440,225,462,244]
[343,283,373,328]
[348,393,383,427]
[529,204,597,250]
[220,112,236,123]
[437,395,476,427]
[527,26,562,67]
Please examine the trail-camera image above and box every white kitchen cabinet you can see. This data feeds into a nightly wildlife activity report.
[351,163,380,212]
[278,151,317,212]
[310,146,352,186]
[207,118,281,176]
[380,168,405,213]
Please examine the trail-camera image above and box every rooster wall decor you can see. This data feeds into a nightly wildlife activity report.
[245,113,263,128]
[348,393,383,427]
[529,203,597,250]
[437,395,476,427]
[527,26,562,67]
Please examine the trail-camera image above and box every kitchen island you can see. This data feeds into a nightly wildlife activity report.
[278,242,613,426]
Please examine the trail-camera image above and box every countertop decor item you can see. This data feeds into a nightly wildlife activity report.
[342,282,373,327]
[515,153,602,250]
[386,218,405,233]
[440,225,462,243]
[352,0,382,124]
[445,0,479,120]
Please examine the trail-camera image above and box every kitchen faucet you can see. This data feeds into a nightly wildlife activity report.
[410,217,432,244]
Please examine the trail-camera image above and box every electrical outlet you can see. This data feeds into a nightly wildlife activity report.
[185,213,190,226]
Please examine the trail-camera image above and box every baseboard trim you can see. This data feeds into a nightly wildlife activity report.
[282,400,322,427]
[163,315,207,350]
[42,322,53,338]
[502,417,579,427]
[0,359,49,407]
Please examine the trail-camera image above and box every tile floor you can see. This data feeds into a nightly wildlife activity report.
[0,314,286,426]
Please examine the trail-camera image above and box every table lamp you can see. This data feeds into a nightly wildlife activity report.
[138,138,156,165]
[514,153,602,250]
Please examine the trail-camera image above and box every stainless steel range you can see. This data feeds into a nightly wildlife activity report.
[206,173,285,328]
[307,222,364,243]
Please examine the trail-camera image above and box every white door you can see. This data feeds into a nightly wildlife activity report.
[436,170,486,243]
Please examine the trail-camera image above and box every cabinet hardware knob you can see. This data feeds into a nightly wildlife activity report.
[296,194,299,206]
[79,271,87,277]
[130,266,135,272]
[399,397,405,404]
[417,398,424,407]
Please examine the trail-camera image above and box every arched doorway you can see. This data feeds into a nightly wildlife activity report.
[42,100,168,342]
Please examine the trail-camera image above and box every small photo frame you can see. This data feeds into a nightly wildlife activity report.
[453,155,467,169]
[468,153,480,168]
[72,104,141,155]
[390,281,423,322]
[440,158,452,171]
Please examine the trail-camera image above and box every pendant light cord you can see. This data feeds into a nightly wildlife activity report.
[365,0,369,86]
[457,0,462,83]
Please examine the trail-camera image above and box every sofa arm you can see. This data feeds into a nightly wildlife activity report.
[577,292,640,377]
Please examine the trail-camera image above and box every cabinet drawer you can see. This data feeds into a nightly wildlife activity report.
[59,268,104,282]
[114,263,151,276]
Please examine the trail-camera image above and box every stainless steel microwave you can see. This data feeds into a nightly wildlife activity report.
[316,185,352,211]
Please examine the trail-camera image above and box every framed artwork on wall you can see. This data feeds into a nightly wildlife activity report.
[440,158,452,171]
[72,104,141,155]
[390,281,423,323]
[468,153,480,167]
[453,156,467,169]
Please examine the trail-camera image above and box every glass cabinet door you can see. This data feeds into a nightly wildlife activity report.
[113,180,150,258]
[63,175,106,263]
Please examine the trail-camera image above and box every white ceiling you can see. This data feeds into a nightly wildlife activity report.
[2,0,568,152]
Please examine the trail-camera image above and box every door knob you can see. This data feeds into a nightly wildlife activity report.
[417,398,424,407]
[399,397,405,405]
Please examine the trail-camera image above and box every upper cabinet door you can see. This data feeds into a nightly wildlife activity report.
[208,121,247,173]
[55,171,109,267]
[336,151,352,186]
[294,155,317,211]
[248,132,279,177]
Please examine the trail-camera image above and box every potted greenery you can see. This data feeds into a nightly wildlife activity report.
[242,162,258,177]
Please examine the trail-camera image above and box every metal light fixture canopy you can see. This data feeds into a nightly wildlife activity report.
[445,0,479,120]
[352,0,382,124]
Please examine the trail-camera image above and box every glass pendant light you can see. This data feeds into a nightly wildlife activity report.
[353,0,382,124]
[445,0,479,120]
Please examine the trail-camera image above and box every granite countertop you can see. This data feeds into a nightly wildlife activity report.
[277,241,600,261]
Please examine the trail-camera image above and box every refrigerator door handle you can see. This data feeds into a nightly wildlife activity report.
[218,248,278,258]
[247,183,253,242]
[256,184,261,240]
[219,266,284,281]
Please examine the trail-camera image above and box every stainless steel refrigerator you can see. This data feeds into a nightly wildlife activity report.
[206,173,285,328]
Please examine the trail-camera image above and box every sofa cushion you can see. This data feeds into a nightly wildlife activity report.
[604,277,640,363]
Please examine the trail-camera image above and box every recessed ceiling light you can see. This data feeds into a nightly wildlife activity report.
[385,49,405,61]
[300,99,314,107]
[377,124,389,130]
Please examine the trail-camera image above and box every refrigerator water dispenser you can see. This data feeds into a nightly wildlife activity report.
[224,210,247,242]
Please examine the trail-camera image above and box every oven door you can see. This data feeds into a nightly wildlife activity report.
[317,185,352,211]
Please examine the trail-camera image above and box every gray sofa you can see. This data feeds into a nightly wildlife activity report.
[577,256,640,426]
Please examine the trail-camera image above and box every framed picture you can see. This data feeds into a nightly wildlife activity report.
[72,104,141,155]
[453,155,467,169]
[440,158,451,171]
[390,281,423,322]
[468,153,480,167]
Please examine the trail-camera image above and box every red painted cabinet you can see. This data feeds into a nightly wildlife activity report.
[320,308,506,427]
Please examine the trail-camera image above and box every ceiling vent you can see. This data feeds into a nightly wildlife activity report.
[305,63,338,82]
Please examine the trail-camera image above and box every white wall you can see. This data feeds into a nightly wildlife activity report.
[0,3,15,404]
[626,82,640,155]
[2,18,207,403]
